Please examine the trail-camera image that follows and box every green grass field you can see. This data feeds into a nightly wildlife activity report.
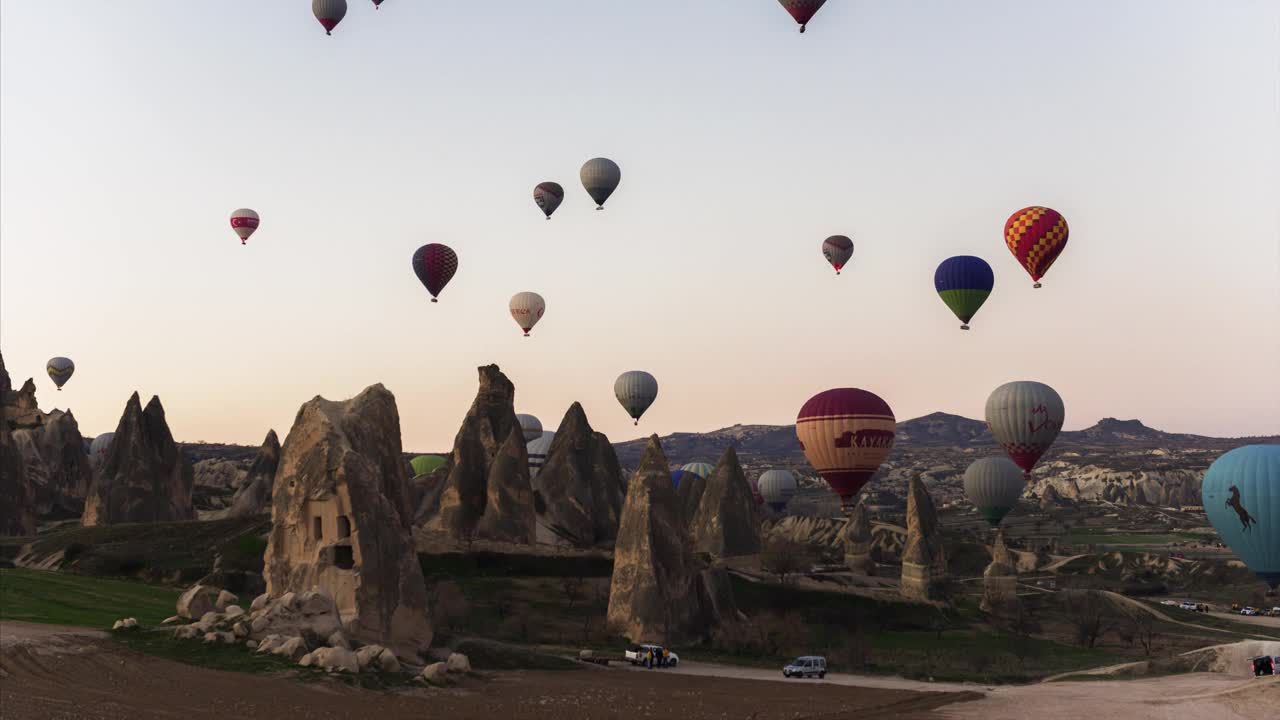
[0,567,179,628]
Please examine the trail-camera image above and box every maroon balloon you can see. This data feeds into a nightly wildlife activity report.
[796,388,895,510]
[778,0,827,33]
[412,244,458,303]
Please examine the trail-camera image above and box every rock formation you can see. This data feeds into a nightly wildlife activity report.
[676,469,707,526]
[1038,483,1068,511]
[688,446,760,558]
[0,351,41,430]
[981,531,1019,613]
[222,430,280,518]
[607,436,701,643]
[11,409,92,517]
[474,426,536,543]
[533,402,626,548]
[263,384,432,657]
[841,499,874,575]
[421,365,519,537]
[0,420,35,536]
[82,393,194,526]
[193,459,246,490]
[900,475,948,601]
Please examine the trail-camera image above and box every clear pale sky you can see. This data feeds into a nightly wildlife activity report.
[2,1,1278,451]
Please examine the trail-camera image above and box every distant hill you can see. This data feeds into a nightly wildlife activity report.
[612,414,1278,468]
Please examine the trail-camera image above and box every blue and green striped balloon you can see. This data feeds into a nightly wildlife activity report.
[1202,445,1280,589]
[934,256,994,330]
[681,462,714,480]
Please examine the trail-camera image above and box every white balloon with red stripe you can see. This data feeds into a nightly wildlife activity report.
[230,208,259,245]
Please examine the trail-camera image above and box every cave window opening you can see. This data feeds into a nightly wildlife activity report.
[337,516,351,539]
[334,545,354,570]
[313,516,323,541]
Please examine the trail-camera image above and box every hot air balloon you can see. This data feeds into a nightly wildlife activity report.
[527,431,555,478]
[614,371,657,425]
[89,432,115,465]
[313,0,347,35]
[1202,445,1279,589]
[680,462,714,480]
[46,357,74,390]
[230,208,259,246]
[935,256,994,330]
[534,182,564,219]
[796,388,895,511]
[749,476,764,506]
[822,235,854,275]
[509,292,546,337]
[412,244,457,303]
[580,158,620,210]
[671,469,696,490]
[758,469,798,512]
[778,0,827,33]
[410,455,446,477]
[372,0,385,7]
[516,414,543,443]
[985,381,1064,481]
[963,457,1024,527]
[1004,206,1068,288]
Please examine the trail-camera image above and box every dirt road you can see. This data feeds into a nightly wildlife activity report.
[629,659,981,694]
[937,672,1279,720]
[0,622,975,720]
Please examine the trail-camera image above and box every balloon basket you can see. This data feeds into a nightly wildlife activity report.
[960,324,970,330]
[799,25,807,33]
[1033,282,1042,289]
[431,298,438,303]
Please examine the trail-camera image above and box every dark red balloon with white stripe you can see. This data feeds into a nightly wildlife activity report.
[412,244,458,303]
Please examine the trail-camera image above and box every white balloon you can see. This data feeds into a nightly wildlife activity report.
[758,469,797,510]
[963,457,1025,526]
[509,292,546,336]
[984,381,1065,479]
[526,431,555,479]
[614,371,658,425]
[516,414,543,443]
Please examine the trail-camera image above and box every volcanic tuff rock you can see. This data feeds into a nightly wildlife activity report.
[842,499,874,575]
[193,459,246,490]
[221,430,280,518]
[0,351,42,431]
[676,468,707,526]
[11,409,92,518]
[763,515,905,564]
[0,421,36,536]
[474,426,536,544]
[82,393,194,526]
[607,436,701,643]
[981,531,1018,613]
[422,365,519,537]
[533,402,626,548]
[900,475,947,601]
[688,446,760,558]
[264,384,432,657]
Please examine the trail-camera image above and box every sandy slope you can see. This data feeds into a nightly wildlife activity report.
[0,622,973,720]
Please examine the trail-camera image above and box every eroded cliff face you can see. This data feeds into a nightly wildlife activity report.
[264,384,431,657]
[82,393,193,526]
[532,402,625,548]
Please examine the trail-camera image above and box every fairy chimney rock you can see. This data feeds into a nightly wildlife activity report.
[842,499,875,575]
[82,393,194,526]
[222,430,280,518]
[607,436,700,643]
[264,384,432,657]
[981,530,1019,613]
[689,446,761,557]
[475,425,536,544]
[900,475,948,601]
[533,402,626,548]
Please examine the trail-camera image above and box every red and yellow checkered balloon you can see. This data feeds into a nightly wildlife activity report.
[1004,206,1068,287]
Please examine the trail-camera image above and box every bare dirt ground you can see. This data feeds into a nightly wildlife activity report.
[641,659,980,693]
[937,673,1280,720]
[0,622,975,720]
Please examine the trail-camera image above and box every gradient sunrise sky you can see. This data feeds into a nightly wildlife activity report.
[2,1,1277,451]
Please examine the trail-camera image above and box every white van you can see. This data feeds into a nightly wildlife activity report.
[783,656,826,679]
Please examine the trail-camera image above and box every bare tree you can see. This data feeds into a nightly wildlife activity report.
[992,600,1040,661]
[761,537,811,586]
[560,575,585,609]
[1129,609,1158,656]
[1064,590,1117,649]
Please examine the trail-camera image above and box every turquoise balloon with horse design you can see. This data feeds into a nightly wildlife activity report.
[1201,445,1280,589]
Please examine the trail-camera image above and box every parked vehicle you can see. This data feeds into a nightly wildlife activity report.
[783,656,826,679]
[625,644,679,667]
[1252,655,1274,677]
[1240,607,1258,616]
[1178,601,1197,611]
[1269,607,1280,617]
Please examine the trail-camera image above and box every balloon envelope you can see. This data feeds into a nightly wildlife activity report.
[1004,206,1068,286]
[89,432,115,464]
[985,381,1064,478]
[313,0,347,34]
[46,357,74,389]
[778,0,828,32]
[935,256,994,329]
[410,455,446,477]
[758,469,797,512]
[615,371,658,424]
[230,208,259,245]
[671,469,697,490]
[534,182,564,219]
[527,431,555,478]
[509,292,546,336]
[516,414,543,443]
[580,158,621,209]
[796,388,895,509]
[822,235,854,274]
[412,244,458,302]
[1202,445,1280,589]
[964,457,1024,526]
[680,462,714,480]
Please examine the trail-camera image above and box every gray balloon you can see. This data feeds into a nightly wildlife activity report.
[580,158,621,209]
